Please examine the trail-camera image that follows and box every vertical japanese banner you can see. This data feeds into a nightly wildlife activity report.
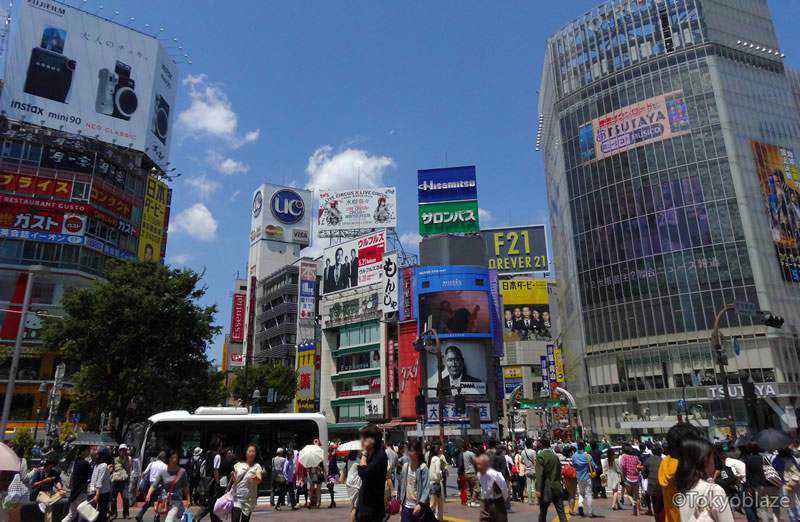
[547,344,557,398]
[295,341,316,412]
[381,253,398,314]
[553,344,565,384]
[401,267,414,321]
[488,269,503,357]
[387,339,395,395]
[540,356,549,388]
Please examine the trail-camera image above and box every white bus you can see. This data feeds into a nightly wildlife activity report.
[138,408,328,472]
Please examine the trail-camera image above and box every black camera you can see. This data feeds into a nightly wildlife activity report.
[24,27,75,103]
[151,94,170,144]
[95,61,138,120]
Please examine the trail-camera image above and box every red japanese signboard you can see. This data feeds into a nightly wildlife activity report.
[398,321,421,419]
[90,184,132,219]
[0,205,87,236]
[230,293,246,343]
[0,194,87,213]
[0,172,73,199]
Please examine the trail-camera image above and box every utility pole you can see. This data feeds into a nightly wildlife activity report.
[710,303,737,436]
[414,329,444,448]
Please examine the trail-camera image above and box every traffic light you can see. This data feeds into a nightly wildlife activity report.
[762,313,784,329]
[415,394,426,416]
[455,395,466,415]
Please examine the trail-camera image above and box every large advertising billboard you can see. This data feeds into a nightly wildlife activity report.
[250,184,312,247]
[317,187,397,233]
[751,141,800,282]
[417,166,477,204]
[426,340,487,397]
[1,0,178,165]
[578,90,690,163]
[415,265,493,339]
[419,200,479,236]
[137,175,169,262]
[500,278,551,341]
[482,225,549,275]
[398,321,421,418]
[321,230,385,294]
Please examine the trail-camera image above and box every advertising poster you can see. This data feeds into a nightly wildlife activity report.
[90,183,132,219]
[229,293,246,344]
[250,184,312,246]
[488,269,503,357]
[500,278,552,341]
[297,259,317,325]
[321,230,385,294]
[317,187,397,232]
[295,341,316,413]
[227,341,244,368]
[482,225,549,275]
[0,204,85,235]
[418,199,479,236]
[137,175,168,262]
[419,290,490,337]
[398,321,421,418]
[426,341,488,397]
[1,0,178,165]
[554,344,565,384]
[417,165,478,204]
[751,141,800,282]
[426,401,490,423]
[579,90,691,163]
[401,267,414,321]
[503,366,523,394]
[381,252,398,314]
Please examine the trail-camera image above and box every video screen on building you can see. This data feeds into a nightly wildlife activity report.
[751,141,800,282]
[419,290,491,338]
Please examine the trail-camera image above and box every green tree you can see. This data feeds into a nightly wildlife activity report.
[229,364,298,411]
[42,260,223,440]
[11,426,34,458]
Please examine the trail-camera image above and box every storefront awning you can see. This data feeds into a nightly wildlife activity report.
[380,419,417,430]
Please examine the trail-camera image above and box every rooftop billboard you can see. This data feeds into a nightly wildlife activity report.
[250,184,312,247]
[481,225,549,275]
[317,187,397,233]
[1,0,178,165]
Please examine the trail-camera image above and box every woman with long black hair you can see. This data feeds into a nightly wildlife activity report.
[675,438,733,522]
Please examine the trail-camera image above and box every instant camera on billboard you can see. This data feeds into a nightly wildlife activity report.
[500,278,551,341]
[317,187,397,233]
[578,90,690,163]
[751,141,800,283]
[426,341,488,398]
[250,184,312,246]
[321,230,385,294]
[1,0,178,165]
[482,225,549,275]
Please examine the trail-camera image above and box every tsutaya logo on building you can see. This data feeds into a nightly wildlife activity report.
[707,383,777,399]
[270,189,305,224]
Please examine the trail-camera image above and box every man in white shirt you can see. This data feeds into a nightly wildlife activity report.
[134,451,167,522]
[477,454,509,522]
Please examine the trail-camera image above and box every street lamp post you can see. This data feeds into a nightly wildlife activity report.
[252,389,261,413]
[710,304,737,436]
[33,382,47,443]
[0,265,48,439]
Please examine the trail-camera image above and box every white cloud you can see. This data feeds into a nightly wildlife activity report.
[230,190,241,202]
[400,232,422,251]
[168,254,190,265]
[479,207,494,224]
[207,151,249,175]
[305,145,395,191]
[170,203,218,242]
[178,74,260,147]
[185,175,221,200]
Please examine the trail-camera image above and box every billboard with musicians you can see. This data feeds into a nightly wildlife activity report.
[499,278,552,341]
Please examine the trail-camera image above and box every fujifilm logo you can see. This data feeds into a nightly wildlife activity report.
[27,0,66,16]
[418,179,476,191]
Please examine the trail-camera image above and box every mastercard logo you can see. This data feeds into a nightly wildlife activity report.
[265,224,284,237]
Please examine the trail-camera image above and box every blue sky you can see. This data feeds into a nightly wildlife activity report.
[88,0,800,363]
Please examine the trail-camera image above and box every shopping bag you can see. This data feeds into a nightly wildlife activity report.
[213,490,234,519]
[77,500,100,522]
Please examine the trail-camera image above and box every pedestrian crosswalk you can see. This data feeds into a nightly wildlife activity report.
[256,483,352,505]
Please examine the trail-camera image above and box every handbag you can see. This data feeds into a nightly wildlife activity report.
[77,500,100,522]
[386,497,401,515]
[155,468,184,516]
[213,490,234,518]
[763,456,784,487]
[3,473,29,507]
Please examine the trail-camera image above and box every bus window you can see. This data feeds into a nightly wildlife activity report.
[247,420,320,465]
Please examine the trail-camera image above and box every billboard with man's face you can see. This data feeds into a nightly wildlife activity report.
[1,0,178,165]
[321,230,385,295]
[426,341,487,398]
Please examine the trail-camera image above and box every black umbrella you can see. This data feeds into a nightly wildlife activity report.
[754,429,791,452]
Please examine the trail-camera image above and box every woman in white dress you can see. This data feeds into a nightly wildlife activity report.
[604,447,622,510]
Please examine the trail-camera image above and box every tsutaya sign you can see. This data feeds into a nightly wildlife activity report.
[707,383,777,399]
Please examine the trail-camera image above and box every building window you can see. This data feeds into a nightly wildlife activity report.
[336,403,365,423]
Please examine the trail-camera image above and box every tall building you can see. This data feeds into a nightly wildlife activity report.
[0,1,177,433]
[254,263,300,366]
[540,0,800,436]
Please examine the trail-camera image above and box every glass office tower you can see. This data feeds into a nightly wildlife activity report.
[540,0,800,436]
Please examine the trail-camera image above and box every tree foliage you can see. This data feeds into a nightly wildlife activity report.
[229,364,298,412]
[11,427,34,457]
[42,260,224,439]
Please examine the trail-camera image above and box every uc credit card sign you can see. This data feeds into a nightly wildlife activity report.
[417,166,477,203]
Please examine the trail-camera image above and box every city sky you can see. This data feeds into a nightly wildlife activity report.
[94,0,800,362]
